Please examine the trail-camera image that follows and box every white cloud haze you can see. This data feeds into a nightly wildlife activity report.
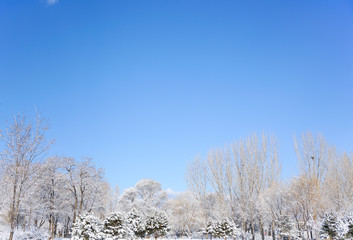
[165,188,179,198]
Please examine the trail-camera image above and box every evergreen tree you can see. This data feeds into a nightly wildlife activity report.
[71,212,105,240]
[217,218,234,239]
[145,210,169,239]
[347,221,353,239]
[126,208,146,238]
[202,219,239,240]
[321,212,338,240]
[275,215,293,239]
[103,212,133,239]
[205,221,214,234]
[343,211,353,239]
[201,221,215,239]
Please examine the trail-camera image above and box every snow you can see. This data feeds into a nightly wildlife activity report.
[0,226,49,240]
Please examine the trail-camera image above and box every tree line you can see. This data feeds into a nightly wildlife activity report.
[0,113,110,239]
[185,133,353,240]
[0,113,352,240]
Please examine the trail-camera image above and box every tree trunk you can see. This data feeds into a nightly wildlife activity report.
[10,187,22,240]
[272,221,276,240]
[65,216,71,237]
[49,214,52,238]
[9,179,18,240]
[28,209,32,229]
[73,196,78,223]
[54,217,58,237]
[79,189,84,214]
[50,215,55,239]
[241,219,246,240]
[9,231,14,240]
[259,218,265,240]
[251,221,255,240]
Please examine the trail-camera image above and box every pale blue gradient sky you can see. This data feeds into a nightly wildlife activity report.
[1,0,353,192]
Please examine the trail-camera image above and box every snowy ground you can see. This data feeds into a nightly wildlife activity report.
[0,226,48,240]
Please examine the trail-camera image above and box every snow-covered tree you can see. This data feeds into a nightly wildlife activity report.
[202,218,240,240]
[145,210,169,239]
[187,134,280,240]
[165,191,203,237]
[202,221,215,239]
[103,212,133,239]
[35,156,69,239]
[294,132,331,239]
[106,185,120,213]
[345,212,353,238]
[135,179,167,214]
[63,157,106,224]
[275,215,295,239]
[321,212,339,240]
[216,218,236,239]
[319,211,353,240]
[126,208,146,238]
[118,179,167,216]
[71,212,105,240]
[118,188,139,213]
[0,113,53,240]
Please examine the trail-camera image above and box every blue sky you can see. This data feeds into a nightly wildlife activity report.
[1,0,353,193]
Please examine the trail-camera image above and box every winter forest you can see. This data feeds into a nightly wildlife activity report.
[0,113,352,240]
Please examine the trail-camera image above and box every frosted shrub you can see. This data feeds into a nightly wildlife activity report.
[145,210,169,239]
[275,215,295,239]
[103,212,133,239]
[71,213,105,240]
[126,208,146,238]
[320,211,353,240]
[202,218,241,239]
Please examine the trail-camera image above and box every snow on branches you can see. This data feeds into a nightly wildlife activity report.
[202,218,241,239]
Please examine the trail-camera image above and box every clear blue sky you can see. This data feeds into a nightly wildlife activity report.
[1,0,353,193]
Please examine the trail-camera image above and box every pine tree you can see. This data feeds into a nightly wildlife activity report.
[321,212,338,240]
[103,212,133,239]
[145,210,169,239]
[126,208,146,238]
[220,218,235,239]
[343,211,353,239]
[216,218,239,239]
[275,215,293,239]
[202,219,239,240]
[201,221,215,239]
[71,212,105,240]
[347,222,353,239]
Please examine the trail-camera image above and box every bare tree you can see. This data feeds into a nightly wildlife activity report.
[36,156,68,239]
[135,179,167,210]
[323,151,353,212]
[293,132,330,239]
[62,157,105,225]
[258,182,290,240]
[294,132,328,185]
[186,133,281,240]
[0,113,53,240]
[120,179,167,214]
[232,134,280,240]
[165,191,203,237]
[287,175,321,240]
[186,155,208,202]
[185,155,210,227]
[340,153,353,209]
